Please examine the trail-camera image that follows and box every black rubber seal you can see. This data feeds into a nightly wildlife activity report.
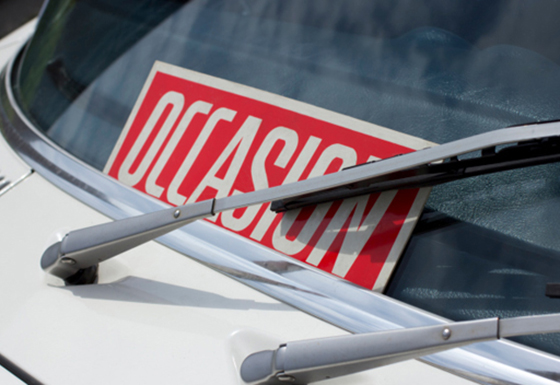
[546,283,560,298]
[0,352,43,385]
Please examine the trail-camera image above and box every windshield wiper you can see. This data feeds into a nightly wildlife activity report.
[41,122,560,285]
[240,313,560,385]
[272,121,560,212]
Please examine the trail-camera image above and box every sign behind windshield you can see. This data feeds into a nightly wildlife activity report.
[104,61,433,291]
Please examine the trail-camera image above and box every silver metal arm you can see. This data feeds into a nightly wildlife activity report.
[40,122,560,284]
[41,200,215,284]
[240,314,560,385]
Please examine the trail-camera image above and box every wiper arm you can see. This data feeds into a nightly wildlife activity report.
[41,122,560,285]
[272,121,560,212]
[241,314,560,385]
[41,200,216,285]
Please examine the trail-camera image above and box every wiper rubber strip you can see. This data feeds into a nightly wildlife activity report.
[271,122,560,212]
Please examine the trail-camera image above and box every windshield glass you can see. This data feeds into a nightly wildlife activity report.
[18,0,560,167]
[13,0,560,357]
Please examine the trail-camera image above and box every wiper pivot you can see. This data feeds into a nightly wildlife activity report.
[41,200,215,285]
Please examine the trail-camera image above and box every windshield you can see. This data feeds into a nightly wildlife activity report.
[18,0,560,167]
[13,0,560,357]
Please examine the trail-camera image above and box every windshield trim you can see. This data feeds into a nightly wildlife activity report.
[2,46,560,384]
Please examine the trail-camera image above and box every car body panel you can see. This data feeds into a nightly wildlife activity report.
[0,20,34,69]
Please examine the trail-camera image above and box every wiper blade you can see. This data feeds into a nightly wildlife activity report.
[271,122,560,212]
[41,122,560,285]
[241,313,560,385]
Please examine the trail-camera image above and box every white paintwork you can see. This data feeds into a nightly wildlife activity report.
[0,21,35,197]
[0,20,36,69]
[0,118,32,196]
[0,20,474,385]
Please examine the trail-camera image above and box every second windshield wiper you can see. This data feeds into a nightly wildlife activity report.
[241,313,560,385]
[41,122,560,285]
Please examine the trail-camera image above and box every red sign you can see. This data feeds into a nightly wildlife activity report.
[105,62,432,290]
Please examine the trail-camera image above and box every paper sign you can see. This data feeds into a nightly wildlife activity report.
[104,61,433,291]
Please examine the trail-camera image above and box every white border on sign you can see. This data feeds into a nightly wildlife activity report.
[372,187,431,291]
[104,61,434,173]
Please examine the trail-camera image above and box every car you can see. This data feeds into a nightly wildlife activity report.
[2,1,560,384]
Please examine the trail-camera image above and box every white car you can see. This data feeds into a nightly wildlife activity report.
[1,1,560,384]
